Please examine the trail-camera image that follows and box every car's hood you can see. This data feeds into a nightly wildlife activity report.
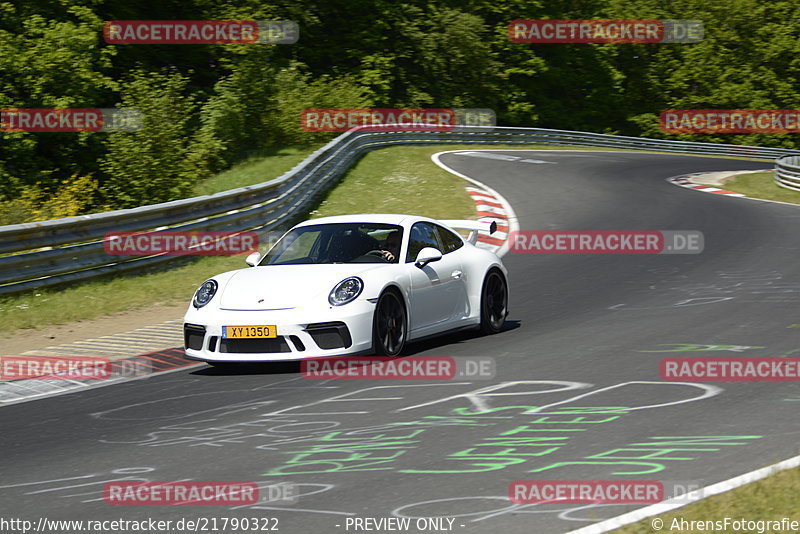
[218,263,386,311]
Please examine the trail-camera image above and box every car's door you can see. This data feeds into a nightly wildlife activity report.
[432,223,470,321]
[405,222,465,331]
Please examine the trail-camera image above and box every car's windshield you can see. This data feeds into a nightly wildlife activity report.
[261,223,404,265]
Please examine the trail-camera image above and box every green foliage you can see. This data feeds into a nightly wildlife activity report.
[3,0,800,219]
[195,48,280,167]
[265,64,375,145]
[0,2,115,198]
[0,174,103,225]
[100,70,204,207]
[606,0,800,145]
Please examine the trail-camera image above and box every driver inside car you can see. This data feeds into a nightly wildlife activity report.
[378,230,401,262]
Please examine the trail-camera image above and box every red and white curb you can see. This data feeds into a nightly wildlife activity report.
[0,320,200,406]
[0,348,199,406]
[667,170,772,198]
[432,151,519,257]
[466,186,510,251]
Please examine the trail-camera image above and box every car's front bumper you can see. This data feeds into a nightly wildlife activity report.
[182,300,376,361]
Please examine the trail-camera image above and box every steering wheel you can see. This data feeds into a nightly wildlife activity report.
[365,249,392,262]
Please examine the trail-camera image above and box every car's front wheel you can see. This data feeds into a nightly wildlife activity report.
[372,289,407,356]
[479,269,508,334]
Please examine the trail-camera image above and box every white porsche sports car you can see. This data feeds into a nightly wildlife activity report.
[183,214,508,363]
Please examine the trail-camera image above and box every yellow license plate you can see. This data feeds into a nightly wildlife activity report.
[223,325,277,339]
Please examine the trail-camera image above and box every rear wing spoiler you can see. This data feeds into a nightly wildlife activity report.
[440,219,498,245]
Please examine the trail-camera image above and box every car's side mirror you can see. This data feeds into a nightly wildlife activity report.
[245,251,262,267]
[414,247,443,268]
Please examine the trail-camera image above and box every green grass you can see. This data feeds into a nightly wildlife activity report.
[0,142,777,335]
[193,145,322,196]
[723,171,800,205]
[0,255,243,331]
[0,144,322,332]
[304,141,768,220]
[0,143,480,333]
[3,142,796,526]
[614,466,800,533]
[308,144,478,220]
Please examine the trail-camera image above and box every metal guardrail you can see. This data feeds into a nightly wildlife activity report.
[2,125,799,295]
[775,155,800,192]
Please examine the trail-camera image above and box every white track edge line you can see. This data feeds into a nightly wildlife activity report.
[435,149,800,533]
[564,452,800,534]
[441,148,772,160]
[667,170,800,208]
[432,151,520,257]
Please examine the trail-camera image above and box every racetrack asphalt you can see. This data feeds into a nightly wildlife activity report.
[0,150,797,534]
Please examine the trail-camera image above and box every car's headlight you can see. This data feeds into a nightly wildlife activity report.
[329,277,363,306]
[193,280,218,308]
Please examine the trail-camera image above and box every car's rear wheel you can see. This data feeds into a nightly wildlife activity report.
[480,269,508,334]
[372,289,407,356]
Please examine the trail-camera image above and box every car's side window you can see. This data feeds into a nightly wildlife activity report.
[433,224,464,254]
[405,222,443,263]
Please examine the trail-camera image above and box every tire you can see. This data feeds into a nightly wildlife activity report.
[479,269,508,335]
[372,289,407,356]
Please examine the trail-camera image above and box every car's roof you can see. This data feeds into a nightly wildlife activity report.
[296,214,428,227]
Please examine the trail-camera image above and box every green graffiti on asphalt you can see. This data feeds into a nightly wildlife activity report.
[262,406,631,476]
[639,344,764,353]
[527,435,763,475]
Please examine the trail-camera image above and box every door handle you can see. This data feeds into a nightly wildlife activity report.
[451,270,463,280]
